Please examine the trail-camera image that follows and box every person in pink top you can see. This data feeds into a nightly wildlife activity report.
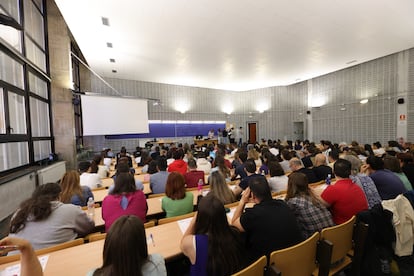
[321,159,368,225]
[102,172,147,231]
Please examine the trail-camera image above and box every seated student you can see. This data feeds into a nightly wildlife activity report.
[289,157,318,183]
[60,170,94,207]
[383,155,412,191]
[108,162,144,194]
[267,161,288,193]
[92,154,109,179]
[89,215,166,276]
[79,161,102,189]
[195,152,212,175]
[232,177,303,262]
[162,172,194,218]
[362,155,406,200]
[285,172,334,238]
[168,149,188,175]
[184,158,205,188]
[210,154,231,182]
[231,151,248,181]
[208,171,237,205]
[102,173,147,232]
[312,153,334,182]
[342,154,382,209]
[233,159,266,197]
[0,237,43,276]
[116,147,133,168]
[181,195,247,275]
[248,148,262,168]
[9,183,94,251]
[321,159,368,225]
[150,157,170,194]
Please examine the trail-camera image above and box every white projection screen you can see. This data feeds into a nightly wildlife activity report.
[80,95,149,136]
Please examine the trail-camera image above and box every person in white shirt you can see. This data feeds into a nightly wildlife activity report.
[79,161,102,190]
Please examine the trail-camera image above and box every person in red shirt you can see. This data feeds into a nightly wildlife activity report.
[320,159,368,225]
[184,158,205,188]
[167,149,188,175]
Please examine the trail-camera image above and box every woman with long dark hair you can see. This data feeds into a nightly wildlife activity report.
[285,172,334,238]
[102,173,147,231]
[90,215,166,276]
[181,194,247,275]
[9,182,94,250]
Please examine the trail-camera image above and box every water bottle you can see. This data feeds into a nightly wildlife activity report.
[87,197,95,218]
[261,170,265,176]
[198,179,203,192]
[325,174,331,185]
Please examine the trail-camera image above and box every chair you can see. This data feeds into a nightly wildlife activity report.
[268,232,320,276]
[157,212,195,225]
[144,220,156,228]
[232,255,267,276]
[148,193,165,198]
[318,216,356,276]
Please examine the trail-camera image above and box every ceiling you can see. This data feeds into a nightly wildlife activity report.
[54,0,414,92]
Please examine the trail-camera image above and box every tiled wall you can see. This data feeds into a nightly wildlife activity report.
[85,47,414,151]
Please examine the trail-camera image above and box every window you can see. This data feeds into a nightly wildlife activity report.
[0,0,52,174]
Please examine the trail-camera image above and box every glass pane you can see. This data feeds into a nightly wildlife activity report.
[30,97,50,137]
[25,38,46,72]
[28,72,48,99]
[8,92,26,134]
[0,88,5,134]
[24,0,45,49]
[33,140,51,161]
[0,0,20,22]
[0,50,24,89]
[0,25,22,52]
[0,142,29,171]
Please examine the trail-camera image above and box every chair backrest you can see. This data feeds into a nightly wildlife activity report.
[0,251,21,265]
[81,203,100,210]
[157,212,195,225]
[88,233,107,242]
[35,238,84,255]
[144,220,156,228]
[269,232,320,276]
[148,193,165,198]
[320,216,356,264]
[232,255,267,276]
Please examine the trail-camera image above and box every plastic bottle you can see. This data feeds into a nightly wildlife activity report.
[87,197,95,218]
[325,174,331,185]
[197,179,203,192]
[261,170,265,176]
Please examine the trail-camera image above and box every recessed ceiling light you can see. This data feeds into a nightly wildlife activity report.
[101,17,110,26]
[109,58,115,63]
[112,69,117,73]
[106,42,113,48]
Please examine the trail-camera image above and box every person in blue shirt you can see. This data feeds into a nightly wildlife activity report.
[60,170,94,207]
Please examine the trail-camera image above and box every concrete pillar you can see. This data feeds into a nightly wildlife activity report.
[46,0,77,170]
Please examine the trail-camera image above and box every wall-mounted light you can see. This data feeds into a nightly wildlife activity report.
[256,101,270,113]
[309,97,326,108]
[175,100,190,113]
[221,104,234,115]
[360,99,369,104]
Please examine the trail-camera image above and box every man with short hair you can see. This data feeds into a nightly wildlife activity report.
[320,159,368,224]
[362,155,406,200]
[184,158,205,188]
[150,157,170,194]
[289,157,318,183]
[79,161,102,190]
[232,177,303,262]
[233,159,266,197]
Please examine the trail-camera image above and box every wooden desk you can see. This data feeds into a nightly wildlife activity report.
[92,184,151,202]
[100,175,150,189]
[0,221,185,276]
[194,139,217,147]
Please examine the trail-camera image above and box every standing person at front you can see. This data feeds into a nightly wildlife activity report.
[102,172,148,232]
[232,177,303,262]
[320,159,368,225]
[9,183,94,251]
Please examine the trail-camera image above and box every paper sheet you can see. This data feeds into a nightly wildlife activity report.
[177,217,193,234]
[1,255,49,276]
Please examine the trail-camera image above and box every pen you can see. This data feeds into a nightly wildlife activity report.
[150,233,155,247]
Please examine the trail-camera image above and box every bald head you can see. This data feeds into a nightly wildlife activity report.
[314,153,327,166]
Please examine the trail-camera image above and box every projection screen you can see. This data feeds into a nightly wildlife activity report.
[80,95,149,136]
